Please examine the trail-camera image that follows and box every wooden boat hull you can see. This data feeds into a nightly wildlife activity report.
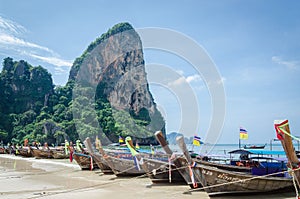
[194,164,293,196]
[30,148,53,159]
[141,157,185,183]
[91,153,113,174]
[16,147,33,157]
[51,150,69,159]
[155,131,201,188]
[72,152,98,170]
[0,147,7,154]
[105,156,145,176]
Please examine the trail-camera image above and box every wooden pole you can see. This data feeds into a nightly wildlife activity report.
[84,137,94,154]
[176,136,192,164]
[155,131,173,155]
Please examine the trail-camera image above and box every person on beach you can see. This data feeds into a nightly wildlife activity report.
[24,139,28,147]
[69,141,74,162]
[44,142,50,150]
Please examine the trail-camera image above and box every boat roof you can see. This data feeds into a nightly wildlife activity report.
[228,149,286,155]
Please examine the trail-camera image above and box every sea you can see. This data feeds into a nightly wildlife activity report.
[167,143,287,156]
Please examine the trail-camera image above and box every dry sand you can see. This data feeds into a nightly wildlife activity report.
[0,154,297,199]
[0,154,209,199]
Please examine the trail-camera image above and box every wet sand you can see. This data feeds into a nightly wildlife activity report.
[0,154,297,199]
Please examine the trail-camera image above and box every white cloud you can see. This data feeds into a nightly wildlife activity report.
[272,56,299,70]
[168,74,225,88]
[0,16,72,68]
[168,74,202,86]
[29,53,72,67]
[186,74,201,83]
[0,34,53,53]
[168,76,186,86]
[0,15,26,36]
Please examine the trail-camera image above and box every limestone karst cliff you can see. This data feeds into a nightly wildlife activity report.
[69,22,165,144]
[0,22,165,145]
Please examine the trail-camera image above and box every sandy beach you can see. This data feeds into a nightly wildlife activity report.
[0,154,297,199]
[0,154,209,199]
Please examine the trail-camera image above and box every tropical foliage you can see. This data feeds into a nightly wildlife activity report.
[0,23,165,146]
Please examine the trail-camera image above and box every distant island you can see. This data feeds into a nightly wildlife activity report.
[0,22,165,146]
[166,132,204,145]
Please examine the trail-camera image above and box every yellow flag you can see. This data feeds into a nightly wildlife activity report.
[193,135,201,146]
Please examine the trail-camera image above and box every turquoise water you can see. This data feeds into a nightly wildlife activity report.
[168,143,287,156]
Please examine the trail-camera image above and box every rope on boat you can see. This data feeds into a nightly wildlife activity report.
[275,121,300,198]
[289,166,300,199]
[291,170,299,199]
[135,162,192,180]
[168,153,176,183]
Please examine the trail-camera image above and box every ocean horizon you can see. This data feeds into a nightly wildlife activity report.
[168,143,289,156]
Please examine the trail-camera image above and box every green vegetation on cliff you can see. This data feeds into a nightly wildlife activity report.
[0,22,165,146]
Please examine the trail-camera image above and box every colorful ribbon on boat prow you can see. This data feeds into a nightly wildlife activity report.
[125,136,142,170]
[125,136,138,156]
[274,119,300,141]
[274,119,289,140]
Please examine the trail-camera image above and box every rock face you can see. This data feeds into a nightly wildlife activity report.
[0,58,54,114]
[69,22,165,142]
[0,23,165,145]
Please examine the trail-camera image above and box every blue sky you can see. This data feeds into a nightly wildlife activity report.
[0,0,300,144]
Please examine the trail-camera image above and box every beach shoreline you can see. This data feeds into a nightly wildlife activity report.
[0,154,298,199]
[0,154,209,199]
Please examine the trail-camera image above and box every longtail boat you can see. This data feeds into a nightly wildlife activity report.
[99,137,145,177]
[274,119,300,185]
[16,147,33,157]
[90,153,114,174]
[89,136,171,177]
[51,149,69,159]
[131,134,186,184]
[84,137,113,174]
[72,152,98,170]
[68,144,98,170]
[243,144,266,149]
[154,131,201,188]
[29,146,53,159]
[176,135,294,196]
[140,157,185,184]
[103,154,145,176]
[193,163,292,195]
